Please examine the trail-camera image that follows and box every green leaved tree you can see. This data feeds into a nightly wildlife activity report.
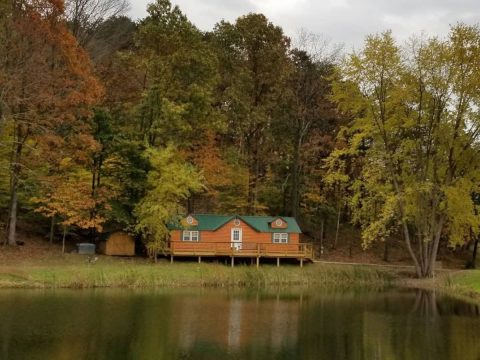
[332,26,480,278]
[212,13,291,214]
[134,145,204,260]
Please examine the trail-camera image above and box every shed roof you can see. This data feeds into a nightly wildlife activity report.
[170,214,302,233]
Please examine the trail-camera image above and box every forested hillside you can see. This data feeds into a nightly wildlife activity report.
[1,0,479,277]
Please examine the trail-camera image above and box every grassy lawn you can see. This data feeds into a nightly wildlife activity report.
[445,270,480,296]
[0,254,400,289]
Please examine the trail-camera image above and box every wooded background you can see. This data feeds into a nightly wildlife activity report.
[1,0,479,277]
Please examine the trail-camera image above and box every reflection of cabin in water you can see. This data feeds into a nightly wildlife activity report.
[168,214,313,266]
[98,231,135,256]
[171,293,301,352]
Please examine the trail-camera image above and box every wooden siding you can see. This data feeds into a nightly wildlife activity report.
[99,232,135,256]
[169,218,311,259]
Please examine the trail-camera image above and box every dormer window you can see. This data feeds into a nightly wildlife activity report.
[271,217,287,229]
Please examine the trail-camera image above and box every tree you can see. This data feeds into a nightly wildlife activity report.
[86,15,136,63]
[134,0,221,148]
[1,0,102,245]
[332,26,480,277]
[212,14,291,214]
[32,168,111,251]
[65,0,130,47]
[134,145,204,259]
[279,36,341,219]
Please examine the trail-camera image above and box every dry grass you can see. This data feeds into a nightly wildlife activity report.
[0,237,398,289]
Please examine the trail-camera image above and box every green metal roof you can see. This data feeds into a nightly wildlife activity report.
[239,216,301,233]
[170,214,302,233]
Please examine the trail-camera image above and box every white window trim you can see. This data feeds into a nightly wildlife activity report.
[231,228,242,250]
[231,228,242,242]
[182,230,199,242]
[273,233,288,244]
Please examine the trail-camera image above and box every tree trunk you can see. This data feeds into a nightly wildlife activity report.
[468,233,479,269]
[383,237,389,262]
[187,197,194,214]
[7,188,17,246]
[49,215,55,244]
[423,217,445,277]
[247,154,260,215]
[62,226,66,254]
[7,129,24,246]
[333,202,341,249]
[402,222,422,278]
[289,136,302,218]
[319,218,325,243]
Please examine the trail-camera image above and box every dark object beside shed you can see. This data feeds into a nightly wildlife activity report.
[77,243,96,255]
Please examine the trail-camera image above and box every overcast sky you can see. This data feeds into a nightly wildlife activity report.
[129,0,480,50]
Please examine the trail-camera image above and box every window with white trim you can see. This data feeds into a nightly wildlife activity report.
[182,231,199,241]
[273,233,288,244]
[232,229,241,241]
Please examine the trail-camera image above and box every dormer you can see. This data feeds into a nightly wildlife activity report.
[181,215,198,227]
[270,217,288,229]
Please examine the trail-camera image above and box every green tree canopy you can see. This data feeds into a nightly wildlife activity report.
[331,25,480,278]
[134,145,204,258]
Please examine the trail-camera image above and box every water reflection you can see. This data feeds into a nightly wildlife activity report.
[0,288,479,359]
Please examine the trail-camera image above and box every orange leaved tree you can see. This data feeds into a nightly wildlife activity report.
[0,0,102,245]
[31,168,111,252]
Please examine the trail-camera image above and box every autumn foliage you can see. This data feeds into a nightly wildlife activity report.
[1,0,479,278]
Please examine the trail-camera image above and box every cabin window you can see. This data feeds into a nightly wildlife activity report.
[273,233,288,244]
[182,231,199,241]
[232,229,241,241]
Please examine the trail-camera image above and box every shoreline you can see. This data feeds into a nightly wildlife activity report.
[0,260,398,289]
[1,258,478,300]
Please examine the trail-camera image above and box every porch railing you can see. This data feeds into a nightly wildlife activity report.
[168,241,314,259]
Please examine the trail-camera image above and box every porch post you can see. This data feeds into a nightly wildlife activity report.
[300,258,304,268]
[256,256,259,268]
[231,256,234,268]
[277,257,280,267]
[198,256,201,264]
[170,255,174,263]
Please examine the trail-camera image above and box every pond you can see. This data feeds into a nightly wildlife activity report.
[0,288,479,359]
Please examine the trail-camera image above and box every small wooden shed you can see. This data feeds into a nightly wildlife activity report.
[99,231,135,256]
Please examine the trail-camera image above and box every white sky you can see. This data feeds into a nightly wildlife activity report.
[129,0,480,50]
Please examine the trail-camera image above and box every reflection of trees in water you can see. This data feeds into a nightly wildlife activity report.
[410,289,480,318]
[299,289,480,360]
[410,289,439,317]
[3,289,480,359]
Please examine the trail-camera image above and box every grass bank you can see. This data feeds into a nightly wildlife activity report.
[0,256,399,289]
[439,270,480,300]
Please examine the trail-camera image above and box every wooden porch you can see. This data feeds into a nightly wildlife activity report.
[167,241,314,267]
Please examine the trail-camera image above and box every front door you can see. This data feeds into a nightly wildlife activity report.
[231,228,242,250]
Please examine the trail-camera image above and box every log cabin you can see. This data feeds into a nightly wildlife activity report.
[168,214,313,266]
